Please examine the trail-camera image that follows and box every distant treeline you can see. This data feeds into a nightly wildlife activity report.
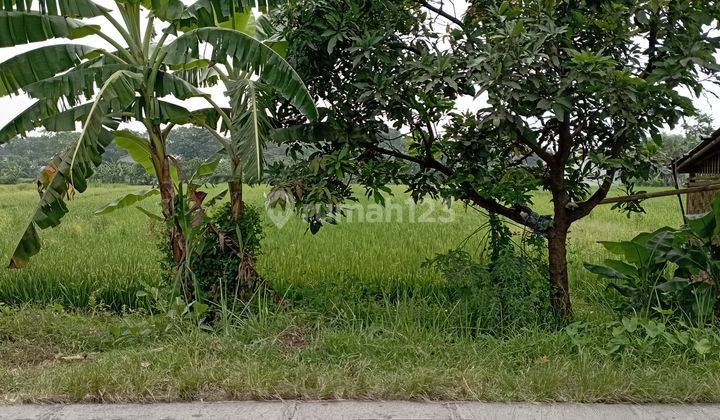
[0,126,289,185]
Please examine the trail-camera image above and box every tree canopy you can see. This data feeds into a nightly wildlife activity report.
[270,0,720,318]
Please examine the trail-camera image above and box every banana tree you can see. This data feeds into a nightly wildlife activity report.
[166,11,309,222]
[161,10,319,294]
[0,0,317,271]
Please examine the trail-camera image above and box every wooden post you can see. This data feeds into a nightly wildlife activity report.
[671,161,687,223]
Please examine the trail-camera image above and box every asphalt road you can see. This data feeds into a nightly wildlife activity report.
[2,401,720,419]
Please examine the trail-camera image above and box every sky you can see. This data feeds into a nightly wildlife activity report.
[0,0,718,133]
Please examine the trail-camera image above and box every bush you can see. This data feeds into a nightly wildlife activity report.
[586,195,720,325]
[427,246,555,336]
[0,161,21,184]
[161,202,266,308]
[92,162,155,185]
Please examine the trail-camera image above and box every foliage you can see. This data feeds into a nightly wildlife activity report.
[156,184,269,318]
[191,203,266,303]
[586,195,720,325]
[0,160,21,184]
[0,0,316,271]
[91,161,155,185]
[272,0,720,317]
[643,113,715,186]
[426,246,554,336]
[566,316,720,358]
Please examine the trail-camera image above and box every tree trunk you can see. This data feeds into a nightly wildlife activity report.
[547,225,573,320]
[225,175,277,300]
[228,180,244,221]
[156,154,184,265]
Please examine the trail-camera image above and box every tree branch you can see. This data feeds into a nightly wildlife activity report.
[418,0,466,30]
[640,13,660,79]
[371,145,538,230]
[569,170,617,221]
[371,145,451,175]
[461,186,536,229]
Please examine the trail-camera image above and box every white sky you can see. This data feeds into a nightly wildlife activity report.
[0,0,717,133]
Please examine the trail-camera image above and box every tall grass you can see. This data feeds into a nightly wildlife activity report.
[0,183,685,321]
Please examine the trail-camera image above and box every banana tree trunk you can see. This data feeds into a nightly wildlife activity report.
[155,155,184,264]
[148,128,184,267]
[228,180,244,221]
[226,162,273,298]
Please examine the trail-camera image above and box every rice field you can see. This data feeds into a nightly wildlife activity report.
[5,182,717,404]
[0,183,684,315]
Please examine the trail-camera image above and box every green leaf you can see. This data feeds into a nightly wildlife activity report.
[94,189,160,216]
[584,261,633,280]
[0,100,60,143]
[8,223,40,269]
[218,10,253,34]
[190,157,221,182]
[8,71,142,267]
[0,11,94,47]
[599,240,650,265]
[0,101,114,145]
[114,130,155,175]
[643,320,665,338]
[0,0,109,18]
[227,78,272,183]
[0,44,94,97]
[135,205,164,221]
[179,0,282,29]
[113,126,181,184]
[140,0,185,21]
[163,27,318,120]
[621,317,638,333]
[68,71,143,186]
[687,212,715,239]
[24,64,133,106]
[694,338,712,355]
[154,71,206,100]
[8,129,116,267]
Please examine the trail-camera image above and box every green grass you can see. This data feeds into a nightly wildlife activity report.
[3,182,715,403]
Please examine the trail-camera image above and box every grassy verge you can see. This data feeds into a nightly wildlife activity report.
[2,183,714,403]
[3,305,720,403]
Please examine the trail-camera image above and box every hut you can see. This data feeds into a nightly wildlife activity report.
[675,128,720,217]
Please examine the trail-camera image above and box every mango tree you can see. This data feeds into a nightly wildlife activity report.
[271,0,720,319]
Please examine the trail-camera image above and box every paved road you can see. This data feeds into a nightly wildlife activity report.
[2,401,720,420]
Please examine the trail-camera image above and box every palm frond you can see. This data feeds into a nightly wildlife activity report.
[24,64,133,106]
[8,128,114,268]
[68,70,143,185]
[0,0,109,17]
[8,70,142,268]
[154,71,206,100]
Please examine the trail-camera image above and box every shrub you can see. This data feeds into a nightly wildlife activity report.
[160,200,267,311]
[427,245,555,336]
[92,162,155,185]
[586,195,720,325]
[0,161,21,184]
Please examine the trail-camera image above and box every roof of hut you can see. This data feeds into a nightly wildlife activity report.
[675,127,720,173]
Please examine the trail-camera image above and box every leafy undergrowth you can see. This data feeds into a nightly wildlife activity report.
[3,305,720,403]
